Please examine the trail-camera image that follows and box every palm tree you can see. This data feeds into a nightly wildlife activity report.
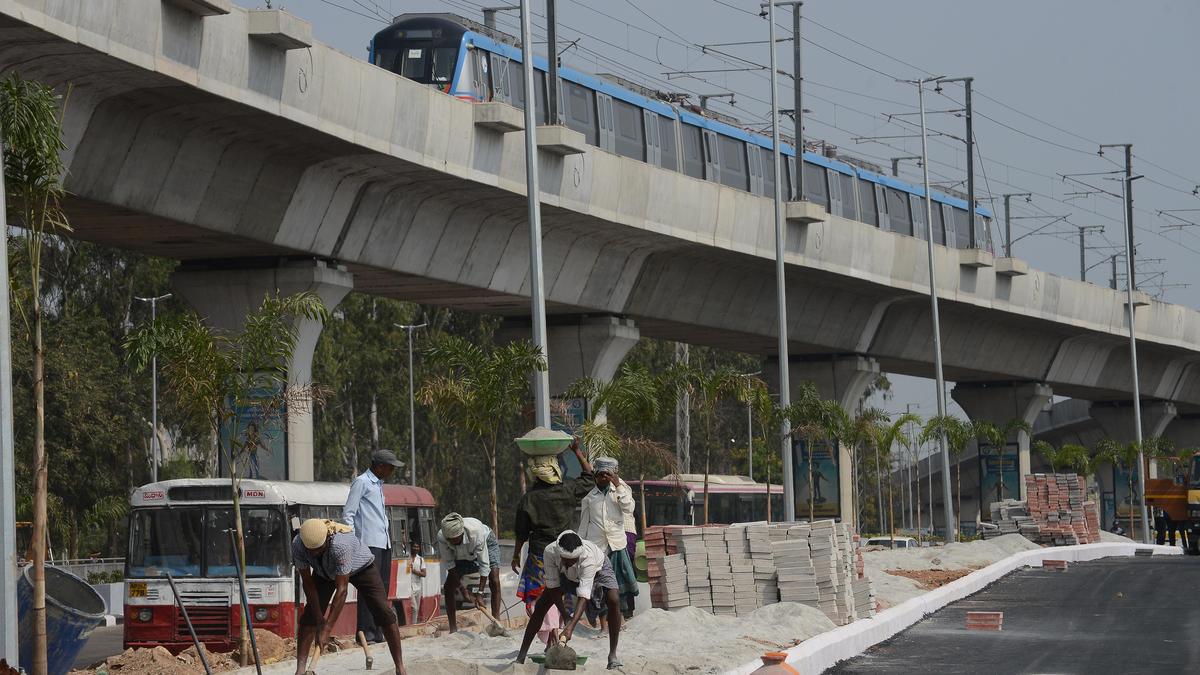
[736,375,784,521]
[1094,437,1167,538]
[869,412,921,545]
[1033,440,1070,474]
[971,418,1032,503]
[665,360,738,524]
[126,292,329,662]
[844,408,887,533]
[419,335,546,535]
[2,73,71,675]
[920,415,971,541]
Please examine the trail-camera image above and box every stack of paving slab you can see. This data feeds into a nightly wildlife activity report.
[705,527,736,616]
[806,520,843,624]
[746,523,778,607]
[771,527,820,609]
[981,474,1099,546]
[725,525,758,616]
[676,527,713,612]
[645,526,690,610]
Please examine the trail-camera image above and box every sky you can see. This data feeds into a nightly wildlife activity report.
[250,1,1199,440]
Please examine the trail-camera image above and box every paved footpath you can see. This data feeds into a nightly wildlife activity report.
[829,557,1200,675]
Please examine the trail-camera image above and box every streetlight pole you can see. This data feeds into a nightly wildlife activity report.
[1119,171,1150,543]
[1002,192,1031,258]
[518,0,552,427]
[737,371,762,479]
[135,293,172,482]
[764,1,794,521]
[0,129,20,661]
[911,75,958,541]
[395,323,427,485]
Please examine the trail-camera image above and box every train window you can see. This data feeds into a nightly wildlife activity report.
[952,207,971,249]
[857,178,878,226]
[802,162,828,208]
[509,63,525,109]
[911,194,928,240]
[565,82,598,145]
[702,130,721,180]
[975,214,991,251]
[718,135,748,190]
[930,202,946,246]
[400,48,428,80]
[837,173,857,221]
[746,146,763,195]
[681,123,704,178]
[659,116,678,171]
[613,99,644,160]
[885,188,912,236]
[786,156,797,201]
[489,55,510,102]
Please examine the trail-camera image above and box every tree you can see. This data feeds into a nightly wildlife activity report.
[1033,440,1073,474]
[971,419,1032,503]
[845,408,887,534]
[784,384,845,523]
[920,415,971,540]
[125,292,328,662]
[869,412,921,544]
[419,335,546,534]
[734,375,784,521]
[2,72,71,675]
[668,361,739,524]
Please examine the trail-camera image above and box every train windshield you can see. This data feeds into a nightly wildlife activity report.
[373,21,461,86]
[128,507,289,578]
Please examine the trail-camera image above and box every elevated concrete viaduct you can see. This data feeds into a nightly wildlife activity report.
[4,1,1200,505]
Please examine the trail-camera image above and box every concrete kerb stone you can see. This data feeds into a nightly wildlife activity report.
[724,542,1182,675]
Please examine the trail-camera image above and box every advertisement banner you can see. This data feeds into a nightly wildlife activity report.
[1112,464,1141,523]
[218,386,288,480]
[978,445,1019,516]
[794,438,840,519]
[552,397,588,478]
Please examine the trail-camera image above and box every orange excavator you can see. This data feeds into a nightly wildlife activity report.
[1144,452,1200,554]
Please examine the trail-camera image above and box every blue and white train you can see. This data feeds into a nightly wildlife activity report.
[369,13,994,250]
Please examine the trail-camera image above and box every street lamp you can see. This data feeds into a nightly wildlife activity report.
[395,322,427,486]
[907,75,958,542]
[737,371,762,479]
[135,293,172,482]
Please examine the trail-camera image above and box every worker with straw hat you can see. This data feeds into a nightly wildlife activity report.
[292,518,407,675]
[437,512,502,633]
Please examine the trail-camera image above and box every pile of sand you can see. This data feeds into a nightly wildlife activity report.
[862,534,1042,607]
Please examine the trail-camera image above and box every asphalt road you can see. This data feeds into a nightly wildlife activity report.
[830,557,1200,675]
[74,625,123,670]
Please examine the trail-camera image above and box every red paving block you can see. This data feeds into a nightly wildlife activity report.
[966,611,1004,631]
[1042,559,1068,570]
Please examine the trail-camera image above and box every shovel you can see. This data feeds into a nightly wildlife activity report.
[473,598,510,637]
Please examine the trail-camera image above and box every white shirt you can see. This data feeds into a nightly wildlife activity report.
[344,469,390,550]
[578,484,631,553]
[408,555,426,595]
[435,516,492,568]
[615,480,636,533]
[544,538,606,600]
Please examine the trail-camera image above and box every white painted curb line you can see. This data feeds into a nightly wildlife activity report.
[726,542,1182,675]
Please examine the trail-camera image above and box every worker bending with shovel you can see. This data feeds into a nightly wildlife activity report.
[437,512,503,633]
[516,530,625,670]
[292,519,407,675]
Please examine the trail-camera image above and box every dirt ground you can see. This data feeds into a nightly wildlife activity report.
[882,567,981,590]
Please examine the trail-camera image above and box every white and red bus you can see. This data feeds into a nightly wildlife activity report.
[123,478,441,652]
[629,474,784,529]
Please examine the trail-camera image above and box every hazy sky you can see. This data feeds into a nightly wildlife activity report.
[254,1,1199,428]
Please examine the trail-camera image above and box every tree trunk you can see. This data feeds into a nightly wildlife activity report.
[488,451,499,536]
[702,450,710,525]
[915,454,922,545]
[369,394,380,452]
[874,445,883,532]
[1128,475,1135,538]
[956,460,962,538]
[807,437,814,522]
[639,470,648,533]
[765,458,772,523]
[888,469,896,546]
[346,398,358,480]
[32,291,48,675]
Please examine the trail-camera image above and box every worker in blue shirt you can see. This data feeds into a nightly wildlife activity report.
[344,449,403,643]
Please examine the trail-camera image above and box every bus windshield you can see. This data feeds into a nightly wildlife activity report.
[1191,455,1200,488]
[129,507,288,578]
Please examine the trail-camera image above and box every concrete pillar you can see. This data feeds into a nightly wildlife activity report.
[768,355,880,530]
[543,315,640,397]
[1089,400,1177,479]
[952,382,1053,502]
[172,260,353,481]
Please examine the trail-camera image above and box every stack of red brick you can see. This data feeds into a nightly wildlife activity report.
[645,525,686,608]
[1023,473,1099,545]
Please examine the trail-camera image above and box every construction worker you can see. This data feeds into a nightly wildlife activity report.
[512,438,595,612]
[437,512,501,633]
[577,457,639,626]
[516,530,624,670]
[292,519,407,675]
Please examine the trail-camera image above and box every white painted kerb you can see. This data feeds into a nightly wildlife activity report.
[726,542,1182,675]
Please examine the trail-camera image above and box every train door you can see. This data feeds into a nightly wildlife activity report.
[470,49,487,101]
[489,53,510,103]
[596,92,616,152]
[702,129,721,182]
[643,110,661,166]
[875,184,891,231]
[787,155,798,201]
[747,146,764,195]
[828,170,845,216]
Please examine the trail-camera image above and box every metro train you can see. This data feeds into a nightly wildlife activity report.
[369,13,994,250]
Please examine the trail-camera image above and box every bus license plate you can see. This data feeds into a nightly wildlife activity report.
[129,582,147,597]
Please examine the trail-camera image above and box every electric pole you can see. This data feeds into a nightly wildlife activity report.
[1077,225,1104,282]
[937,77,976,248]
[1002,192,1031,257]
[891,156,921,177]
[546,0,559,125]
